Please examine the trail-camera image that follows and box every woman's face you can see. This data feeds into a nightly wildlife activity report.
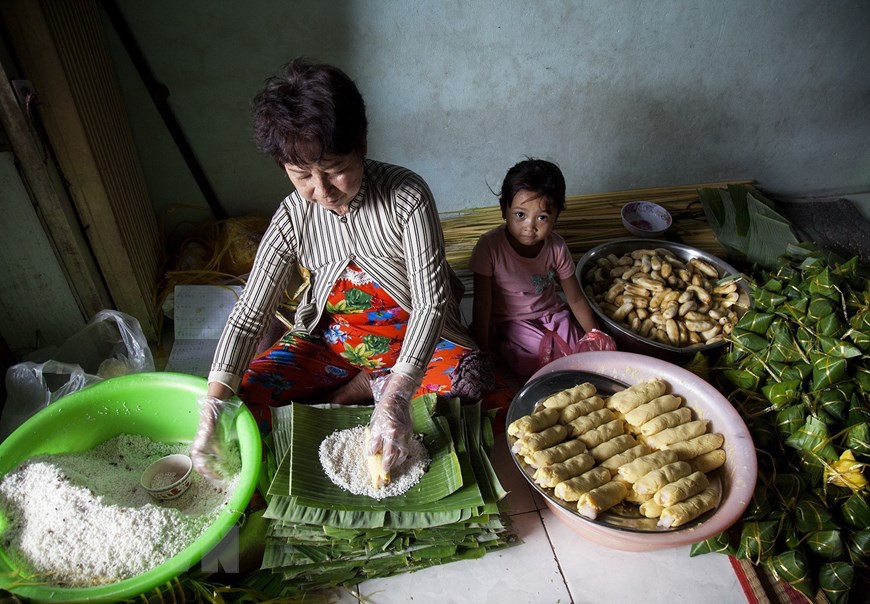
[504,189,557,255]
[284,152,364,215]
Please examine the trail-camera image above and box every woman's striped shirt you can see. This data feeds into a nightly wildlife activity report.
[208,159,475,393]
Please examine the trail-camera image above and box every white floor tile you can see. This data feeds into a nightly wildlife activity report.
[491,433,541,515]
[541,508,746,604]
[356,511,571,604]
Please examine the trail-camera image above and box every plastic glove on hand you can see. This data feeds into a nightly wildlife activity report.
[190,395,241,481]
[367,373,417,484]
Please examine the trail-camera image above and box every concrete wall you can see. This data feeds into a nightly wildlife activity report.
[102,0,870,235]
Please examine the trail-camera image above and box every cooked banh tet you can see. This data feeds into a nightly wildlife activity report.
[507,379,726,526]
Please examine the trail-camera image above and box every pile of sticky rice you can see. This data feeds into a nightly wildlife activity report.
[0,434,240,586]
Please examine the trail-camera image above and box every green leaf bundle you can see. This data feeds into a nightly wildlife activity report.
[707,243,869,601]
[246,396,518,597]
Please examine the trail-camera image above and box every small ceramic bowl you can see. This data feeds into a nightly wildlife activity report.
[141,454,193,501]
[621,201,673,237]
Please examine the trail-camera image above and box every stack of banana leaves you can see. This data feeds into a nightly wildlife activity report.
[691,243,869,604]
[243,394,518,597]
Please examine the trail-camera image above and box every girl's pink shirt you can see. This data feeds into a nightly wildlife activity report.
[469,225,575,323]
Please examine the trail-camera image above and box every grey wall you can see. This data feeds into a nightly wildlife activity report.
[103,0,870,239]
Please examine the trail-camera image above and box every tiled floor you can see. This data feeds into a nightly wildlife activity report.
[315,433,747,604]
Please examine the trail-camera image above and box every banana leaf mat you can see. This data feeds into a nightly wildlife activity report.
[253,396,518,596]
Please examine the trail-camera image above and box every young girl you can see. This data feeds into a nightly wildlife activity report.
[469,159,615,380]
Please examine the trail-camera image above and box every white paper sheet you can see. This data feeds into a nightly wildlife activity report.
[165,285,243,376]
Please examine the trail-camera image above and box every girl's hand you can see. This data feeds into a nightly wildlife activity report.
[560,274,600,333]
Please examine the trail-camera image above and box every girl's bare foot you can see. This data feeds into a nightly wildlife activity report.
[328,371,373,404]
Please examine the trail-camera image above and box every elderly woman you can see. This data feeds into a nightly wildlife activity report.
[192,58,503,480]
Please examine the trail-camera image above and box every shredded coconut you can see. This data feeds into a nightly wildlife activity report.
[151,470,183,490]
[0,434,240,586]
[319,426,428,500]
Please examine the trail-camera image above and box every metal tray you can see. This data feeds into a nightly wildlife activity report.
[574,238,750,362]
[506,369,721,533]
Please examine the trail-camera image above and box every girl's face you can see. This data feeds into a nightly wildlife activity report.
[504,189,557,256]
[284,152,364,216]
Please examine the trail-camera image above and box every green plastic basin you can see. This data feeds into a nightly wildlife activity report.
[0,372,261,602]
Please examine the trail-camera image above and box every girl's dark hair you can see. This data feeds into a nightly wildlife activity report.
[251,58,368,167]
[498,159,566,216]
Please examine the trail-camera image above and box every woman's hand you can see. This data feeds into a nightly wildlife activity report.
[190,394,242,480]
[367,373,418,475]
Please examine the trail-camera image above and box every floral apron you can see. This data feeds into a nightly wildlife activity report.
[239,263,500,429]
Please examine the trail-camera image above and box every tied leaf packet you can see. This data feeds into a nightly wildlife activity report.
[245,395,517,596]
[704,244,869,602]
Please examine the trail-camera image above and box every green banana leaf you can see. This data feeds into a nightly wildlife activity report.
[841,492,870,529]
[766,320,805,364]
[806,296,837,325]
[818,561,854,604]
[698,185,799,269]
[723,367,764,391]
[818,336,862,359]
[731,330,770,353]
[761,379,802,410]
[847,529,869,567]
[689,531,735,556]
[775,404,807,438]
[772,473,805,508]
[808,267,844,301]
[796,326,815,354]
[794,450,828,484]
[845,423,869,456]
[463,402,508,512]
[806,529,846,560]
[752,288,788,312]
[736,520,778,563]
[745,483,772,519]
[782,296,809,321]
[773,511,801,550]
[794,498,838,533]
[819,384,852,423]
[817,314,844,339]
[255,397,518,595]
[764,549,815,600]
[735,310,775,335]
[286,399,463,508]
[845,328,870,354]
[809,353,849,391]
[709,244,869,604]
[785,415,839,462]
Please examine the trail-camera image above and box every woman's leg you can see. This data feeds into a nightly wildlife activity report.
[238,332,358,428]
[417,339,515,428]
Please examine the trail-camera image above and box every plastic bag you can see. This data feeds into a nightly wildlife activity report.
[539,330,573,369]
[574,329,617,353]
[0,310,154,439]
[538,328,618,371]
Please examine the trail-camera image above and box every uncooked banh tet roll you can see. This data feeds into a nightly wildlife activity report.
[533,453,595,489]
[539,382,598,410]
[508,377,727,528]
[559,396,607,423]
[554,467,611,501]
[657,486,719,528]
[523,438,587,469]
[507,407,561,438]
